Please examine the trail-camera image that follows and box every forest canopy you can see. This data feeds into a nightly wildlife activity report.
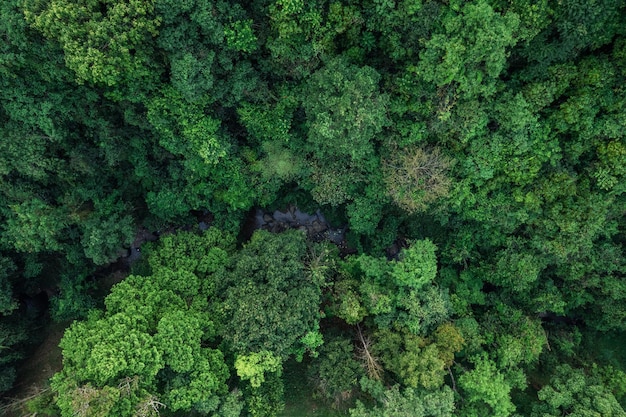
[1,0,626,416]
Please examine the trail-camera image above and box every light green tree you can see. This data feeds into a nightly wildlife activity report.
[458,354,516,417]
[24,0,161,87]
[51,230,235,416]
[235,351,282,388]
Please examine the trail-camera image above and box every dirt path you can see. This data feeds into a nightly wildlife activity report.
[15,321,66,391]
[2,321,67,416]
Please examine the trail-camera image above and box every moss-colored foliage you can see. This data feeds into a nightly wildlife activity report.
[373,325,463,390]
[383,146,452,214]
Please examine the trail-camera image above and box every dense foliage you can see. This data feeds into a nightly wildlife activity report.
[1,0,626,415]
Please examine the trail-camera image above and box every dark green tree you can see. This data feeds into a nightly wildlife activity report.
[215,230,323,360]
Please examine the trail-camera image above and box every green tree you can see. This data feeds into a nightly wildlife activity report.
[531,364,626,417]
[349,385,455,417]
[0,256,17,315]
[1,198,67,253]
[154,0,263,106]
[243,369,285,417]
[304,56,390,162]
[79,195,135,265]
[520,0,625,67]
[264,0,363,78]
[339,239,448,334]
[413,0,520,100]
[458,354,516,417]
[24,0,161,89]
[308,336,365,405]
[146,86,227,169]
[391,239,438,289]
[360,0,441,64]
[0,318,28,393]
[51,229,235,416]
[216,230,323,359]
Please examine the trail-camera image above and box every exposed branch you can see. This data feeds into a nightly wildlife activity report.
[356,323,383,381]
[383,146,452,214]
[447,366,457,393]
[0,388,51,413]
[135,395,166,417]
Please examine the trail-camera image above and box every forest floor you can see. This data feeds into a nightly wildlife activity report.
[14,321,65,392]
[281,360,346,417]
[2,320,66,416]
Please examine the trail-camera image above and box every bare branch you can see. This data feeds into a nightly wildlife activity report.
[135,395,166,417]
[356,323,383,381]
[383,146,452,214]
